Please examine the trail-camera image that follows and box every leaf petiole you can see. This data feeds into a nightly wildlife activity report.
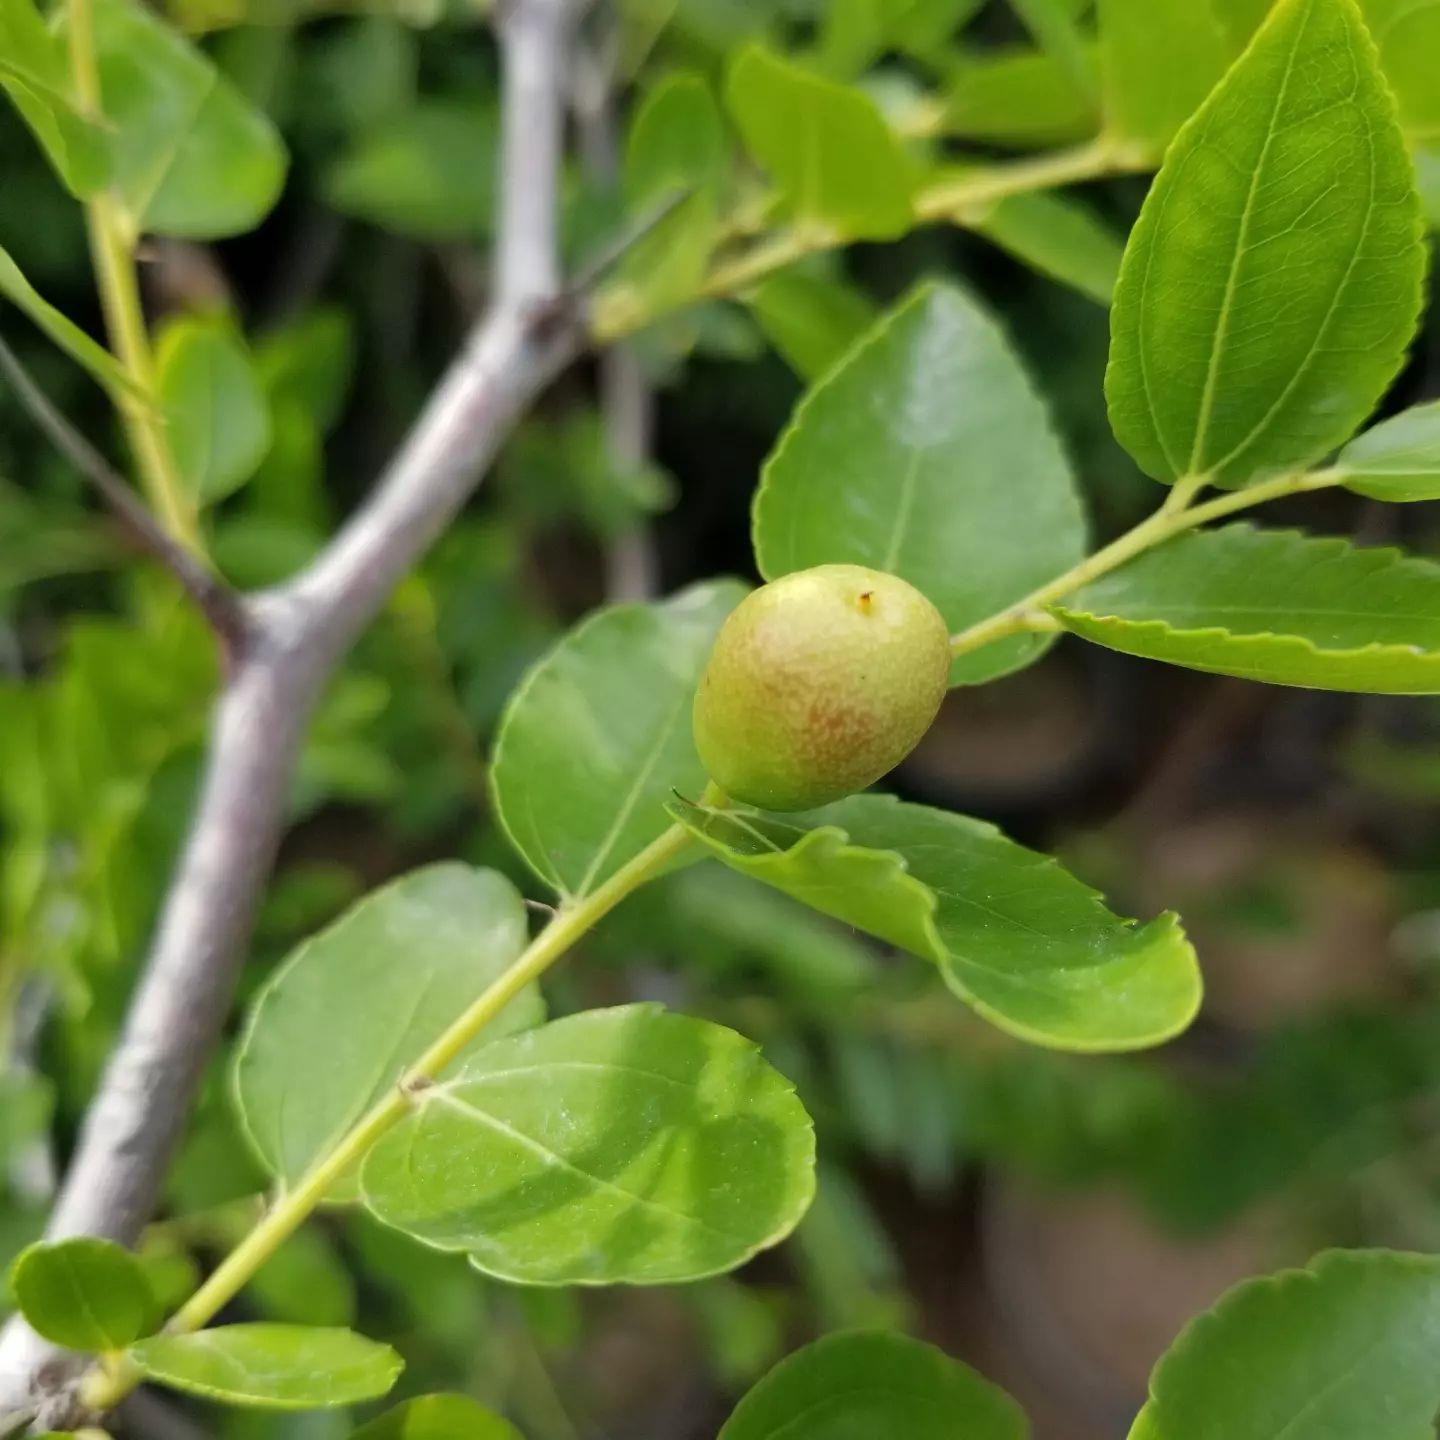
[594,140,1133,344]
[80,814,707,1411]
[948,467,1346,660]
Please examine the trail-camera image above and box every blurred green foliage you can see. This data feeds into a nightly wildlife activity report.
[3,0,1440,1432]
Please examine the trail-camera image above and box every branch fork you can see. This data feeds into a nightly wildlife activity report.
[0,0,582,1425]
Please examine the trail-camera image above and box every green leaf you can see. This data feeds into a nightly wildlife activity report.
[613,73,725,319]
[131,1324,403,1410]
[490,580,746,900]
[1010,0,1098,102]
[87,0,287,238]
[0,0,108,194]
[1416,145,1440,228]
[1336,400,1440,500]
[350,1394,523,1439]
[943,47,1100,149]
[1362,0,1440,139]
[670,793,1201,1052]
[244,1227,355,1328]
[970,189,1123,305]
[752,282,1086,686]
[719,1330,1027,1440]
[234,865,541,1197]
[253,306,354,434]
[0,1073,51,1172]
[325,100,497,241]
[1213,0,1275,50]
[725,46,914,240]
[155,315,272,504]
[747,269,878,380]
[360,1004,816,1285]
[812,0,989,79]
[1097,0,1229,157]
[814,0,891,79]
[0,246,136,399]
[1053,524,1440,692]
[8,1238,159,1352]
[1142,1249,1440,1440]
[626,71,725,207]
[1212,0,1440,121]
[1106,0,1425,488]
[1128,1405,1161,1440]
[891,0,987,53]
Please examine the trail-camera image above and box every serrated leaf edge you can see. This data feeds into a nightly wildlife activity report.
[670,792,1200,1052]
[1104,0,1427,487]
[751,278,1084,591]
[1144,1248,1440,1430]
[1051,525,1440,692]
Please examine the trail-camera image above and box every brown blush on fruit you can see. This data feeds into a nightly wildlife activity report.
[693,564,951,811]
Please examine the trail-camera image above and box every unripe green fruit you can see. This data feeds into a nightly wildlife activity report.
[693,564,950,811]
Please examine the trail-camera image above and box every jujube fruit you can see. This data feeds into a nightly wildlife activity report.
[693,564,950,811]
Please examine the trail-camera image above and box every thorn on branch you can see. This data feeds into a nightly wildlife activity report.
[0,331,251,666]
[568,187,693,298]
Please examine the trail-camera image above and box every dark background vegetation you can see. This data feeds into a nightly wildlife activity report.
[3,1,1440,1435]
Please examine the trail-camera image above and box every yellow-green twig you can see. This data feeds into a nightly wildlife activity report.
[80,817,701,1412]
[592,140,1131,344]
[915,139,1122,223]
[948,468,1347,660]
[67,0,200,554]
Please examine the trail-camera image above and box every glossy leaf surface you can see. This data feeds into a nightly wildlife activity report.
[1142,1250,1440,1440]
[1106,0,1424,487]
[1053,525,1440,692]
[8,1238,158,1351]
[670,794,1200,1052]
[131,1324,403,1410]
[235,865,540,1195]
[490,580,745,899]
[361,1004,816,1285]
[1219,0,1440,132]
[1337,401,1440,500]
[726,45,914,240]
[753,283,1085,685]
[720,1330,1026,1440]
